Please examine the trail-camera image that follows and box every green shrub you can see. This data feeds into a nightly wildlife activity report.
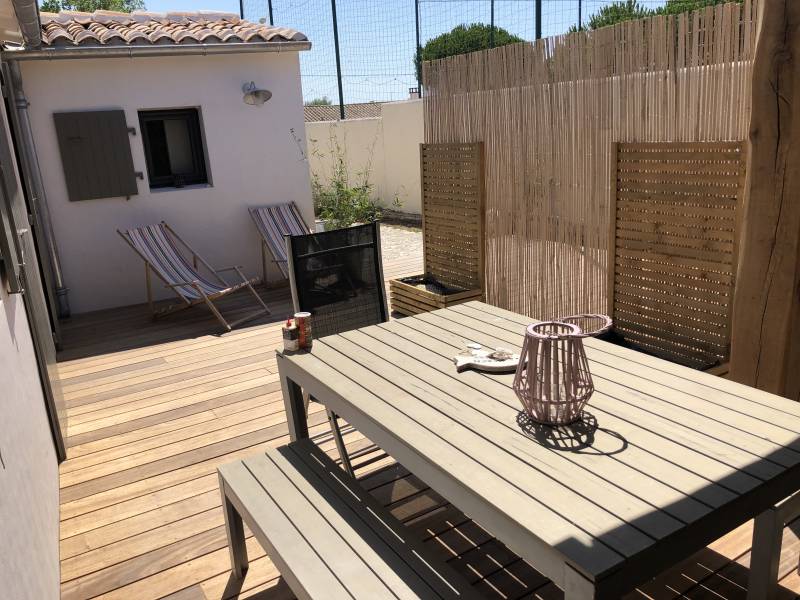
[309,130,399,230]
[415,23,522,82]
[660,0,742,16]
[577,0,743,31]
[582,1,654,30]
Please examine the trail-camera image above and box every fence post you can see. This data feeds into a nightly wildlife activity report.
[415,0,422,95]
[729,0,800,400]
[535,0,542,40]
[330,0,345,119]
[490,0,495,48]
[267,0,274,25]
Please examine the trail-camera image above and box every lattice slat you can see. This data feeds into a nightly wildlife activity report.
[609,141,746,369]
[421,142,485,291]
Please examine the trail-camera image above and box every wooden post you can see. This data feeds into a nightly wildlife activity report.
[729,0,800,399]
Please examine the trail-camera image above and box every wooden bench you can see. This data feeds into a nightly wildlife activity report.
[217,439,480,599]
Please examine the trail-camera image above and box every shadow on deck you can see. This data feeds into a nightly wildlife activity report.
[54,254,800,599]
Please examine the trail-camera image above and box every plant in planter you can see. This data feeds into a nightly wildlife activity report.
[309,128,400,230]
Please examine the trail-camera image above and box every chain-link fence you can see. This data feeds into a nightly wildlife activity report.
[239,1,670,111]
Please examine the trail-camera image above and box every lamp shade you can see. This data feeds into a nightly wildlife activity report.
[512,315,611,425]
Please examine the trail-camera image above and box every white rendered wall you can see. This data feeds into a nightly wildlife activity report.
[381,99,423,215]
[21,51,313,314]
[0,284,60,599]
[306,99,423,216]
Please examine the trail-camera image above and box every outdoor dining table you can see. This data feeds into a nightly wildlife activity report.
[275,301,800,599]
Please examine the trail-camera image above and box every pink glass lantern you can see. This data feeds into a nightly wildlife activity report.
[513,314,612,425]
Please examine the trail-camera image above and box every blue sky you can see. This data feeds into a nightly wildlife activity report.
[134,0,668,103]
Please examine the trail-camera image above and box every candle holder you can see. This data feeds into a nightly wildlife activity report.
[513,314,611,425]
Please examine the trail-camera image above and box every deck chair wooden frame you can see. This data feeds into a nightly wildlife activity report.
[248,203,312,286]
[118,222,271,331]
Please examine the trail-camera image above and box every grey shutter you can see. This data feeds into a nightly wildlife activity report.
[54,110,138,201]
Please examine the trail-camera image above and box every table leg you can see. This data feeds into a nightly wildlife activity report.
[279,359,309,441]
[564,565,595,599]
[219,475,248,578]
[748,507,782,600]
[327,408,354,476]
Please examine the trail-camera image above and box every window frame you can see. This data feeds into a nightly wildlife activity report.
[138,108,209,190]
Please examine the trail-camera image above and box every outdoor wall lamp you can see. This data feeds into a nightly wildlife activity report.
[242,82,272,106]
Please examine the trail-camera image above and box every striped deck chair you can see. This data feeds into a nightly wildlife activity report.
[118,222,270,331]
[248,203,311,284]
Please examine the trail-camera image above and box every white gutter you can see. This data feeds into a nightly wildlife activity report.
[2,40,311,61]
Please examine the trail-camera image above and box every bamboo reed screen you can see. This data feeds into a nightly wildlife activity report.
[610,142,745,369]
[421,142,485,291]
[423,0,759,319]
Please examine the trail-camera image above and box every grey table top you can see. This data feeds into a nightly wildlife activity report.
[277,301,800,597]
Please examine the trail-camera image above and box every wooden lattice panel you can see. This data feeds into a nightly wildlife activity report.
[609,142,746,369]
[421,142,485,291]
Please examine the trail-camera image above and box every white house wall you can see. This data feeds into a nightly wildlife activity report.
[0,284,60,599]
[20,52,313,314]
[306,99,423,216]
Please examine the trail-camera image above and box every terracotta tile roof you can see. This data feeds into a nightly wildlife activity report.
[304,102,382,122]
[39,10,307,47]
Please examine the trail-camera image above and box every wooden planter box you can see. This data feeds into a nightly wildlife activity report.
[391,142,485,317]
[390,275,482,316]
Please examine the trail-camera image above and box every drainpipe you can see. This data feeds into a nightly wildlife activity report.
[10,0,42,50]
[5,60,70,317]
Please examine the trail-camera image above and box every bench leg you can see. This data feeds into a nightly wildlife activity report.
[219,475,249,578]
[748,507,782,600]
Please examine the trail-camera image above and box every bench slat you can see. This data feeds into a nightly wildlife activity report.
[219,440,479,599]
[244,450,401,599]
[287,440,479,599]
[218,460,352,600]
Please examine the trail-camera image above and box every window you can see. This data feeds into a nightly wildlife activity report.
[139,109,208,189]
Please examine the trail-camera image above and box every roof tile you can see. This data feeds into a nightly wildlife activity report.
[38,10,307,48]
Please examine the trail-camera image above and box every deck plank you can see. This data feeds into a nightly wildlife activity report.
[55,232,800,599]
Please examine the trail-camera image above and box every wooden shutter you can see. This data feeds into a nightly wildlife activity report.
[53,110,138,201]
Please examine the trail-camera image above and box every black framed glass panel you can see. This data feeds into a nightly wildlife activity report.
[139,108,208,189]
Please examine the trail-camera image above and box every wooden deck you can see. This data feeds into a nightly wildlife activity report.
[56,252,800,599]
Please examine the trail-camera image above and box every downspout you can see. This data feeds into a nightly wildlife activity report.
[5,60,70,317]
[5,0,70,317]
[10,0,41,49]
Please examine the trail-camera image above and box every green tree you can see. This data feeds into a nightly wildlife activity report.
[305,97,333,106]
[579,0,742,30]
[659,0,740,17]
[415,23,522,82]
[580,1,654,30]
[40,0,144,12]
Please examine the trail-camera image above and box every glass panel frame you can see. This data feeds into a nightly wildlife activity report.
[138,108,209,189]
